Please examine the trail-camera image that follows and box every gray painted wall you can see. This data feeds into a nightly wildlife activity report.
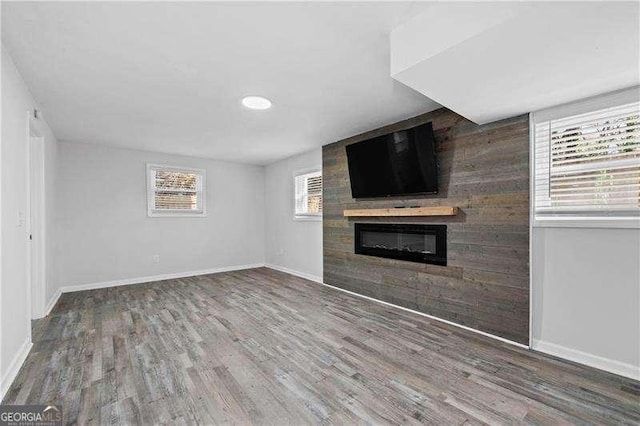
[532,227,640,379]
[1,45,58,394]
[54,142,266,288]
[265,148,323,281]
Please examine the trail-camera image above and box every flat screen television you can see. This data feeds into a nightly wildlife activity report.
[346,122,438,198]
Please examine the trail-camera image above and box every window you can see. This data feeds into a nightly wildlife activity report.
[147,164,205,217]
[294,170,322,219]
[533,90,639,225]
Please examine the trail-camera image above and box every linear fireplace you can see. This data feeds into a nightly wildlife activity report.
[354,223,447,266]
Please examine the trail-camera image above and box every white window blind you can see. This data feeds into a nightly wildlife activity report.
[534,99,640,218]
[147,164,205,217]
[295,170,322,218]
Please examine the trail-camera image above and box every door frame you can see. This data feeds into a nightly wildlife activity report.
[28,113,46,319]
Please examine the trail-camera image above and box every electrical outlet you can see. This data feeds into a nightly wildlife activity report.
[277,249,285,256]
[152,254,160,263]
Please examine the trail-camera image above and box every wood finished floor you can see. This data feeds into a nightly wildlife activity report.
[3,268,639,425]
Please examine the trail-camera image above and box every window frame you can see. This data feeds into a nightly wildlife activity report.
[146,163,207,218]
[531,87,640,229]
[293,168,322,221]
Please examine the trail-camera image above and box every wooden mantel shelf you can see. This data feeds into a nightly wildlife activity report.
[343,206,459,217]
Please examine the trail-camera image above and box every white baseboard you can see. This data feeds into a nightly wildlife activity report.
[43,288,62,317]
[532,339,640,381]
[264,263,323,284]
[263,265,528,350]
[59,263,266,294]
[319,281,529,350]
[0,337,33,401]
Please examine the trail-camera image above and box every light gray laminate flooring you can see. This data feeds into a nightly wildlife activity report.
[3,268,639,424]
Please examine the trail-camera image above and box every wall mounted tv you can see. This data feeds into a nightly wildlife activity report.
[346,122,438,198]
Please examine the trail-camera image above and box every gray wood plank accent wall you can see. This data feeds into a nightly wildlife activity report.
[322,108,530,344]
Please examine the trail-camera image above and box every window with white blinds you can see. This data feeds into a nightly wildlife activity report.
[294,170,322,219]
[147,164,205,217]
[533,97,640,220]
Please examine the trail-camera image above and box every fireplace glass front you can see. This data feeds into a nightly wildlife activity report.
[355,223,447,265]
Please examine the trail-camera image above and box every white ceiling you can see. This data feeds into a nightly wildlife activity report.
[1,2,440,165]
[391,2,640,124]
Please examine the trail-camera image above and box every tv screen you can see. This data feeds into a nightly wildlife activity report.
[346,122,438,198]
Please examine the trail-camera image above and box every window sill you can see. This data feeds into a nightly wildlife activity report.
[294,215,322,222]
[533,216,640,229]
[148,212,207,218]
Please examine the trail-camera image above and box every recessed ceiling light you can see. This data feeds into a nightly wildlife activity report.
[241,96,272,110]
